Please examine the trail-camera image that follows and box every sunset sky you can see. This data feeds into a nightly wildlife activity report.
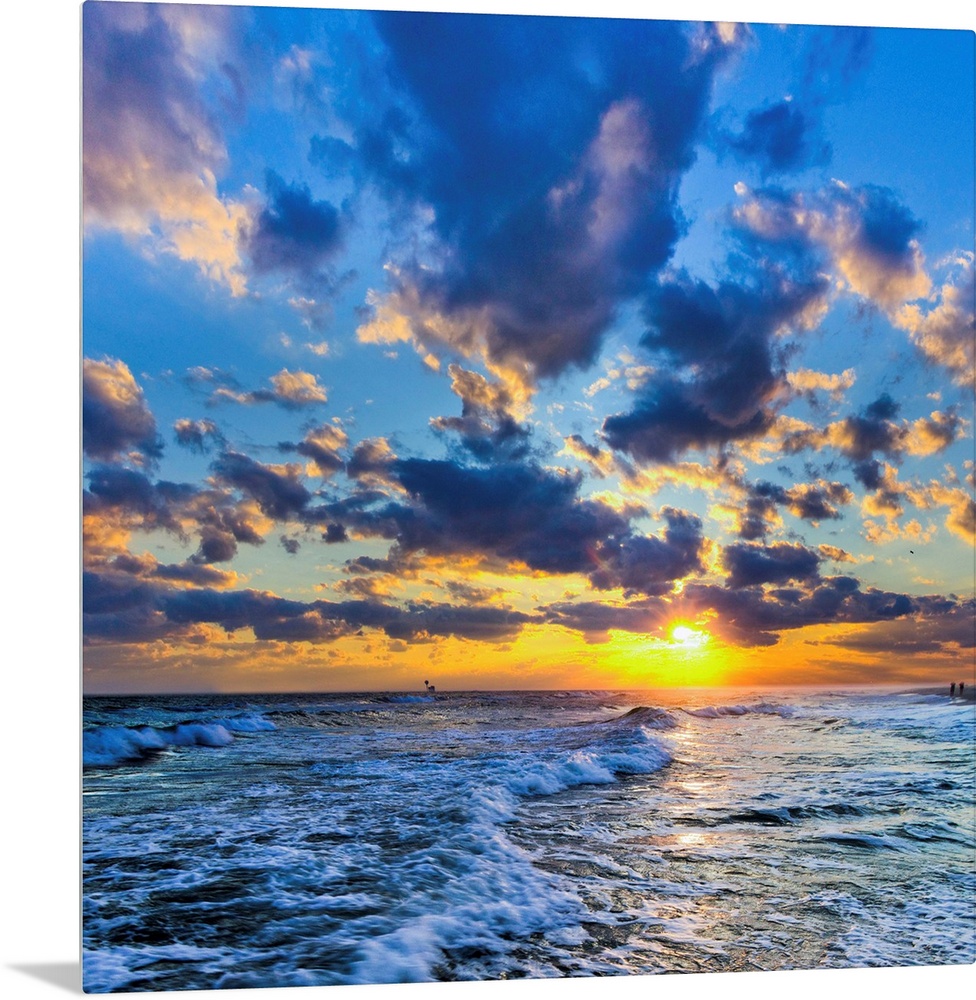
[81,1,975,693]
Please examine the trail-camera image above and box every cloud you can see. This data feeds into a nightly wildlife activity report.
[82,2,250,294]
[242,171,346,283]
[733,182,931,313]
[786,367,856,403]
[601,269,828,462]
[726,100,830,176]
[351,14,740,388]
[896,253,975,385]
[84,462,270,572]
[388,458,629,575]
[560,435,616,479]
[429,364,531,460]
[723,541,822,589]
[543,598,669,644]
[173,418,224,453]
[909,479,976,543]
[85,466,188,536]
[210,451,311,520]
[589,508,707,597]
[681,578,955,647]
[818,544,857,565]
[211,369,328,408]
[158,586,537,644]
[786,481,853,522]
[288,422,349,477]
[781,396,965,472]
[813,601,975,655]
[346,437,399,487]
[83,357,162,464]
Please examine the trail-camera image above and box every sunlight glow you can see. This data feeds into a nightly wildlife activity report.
[670,624,710,648]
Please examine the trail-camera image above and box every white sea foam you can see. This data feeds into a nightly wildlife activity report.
[82,689,976,990]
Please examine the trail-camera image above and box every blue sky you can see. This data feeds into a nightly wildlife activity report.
[79,1,974,693]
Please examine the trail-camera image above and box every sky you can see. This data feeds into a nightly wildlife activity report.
[80,1,975,694]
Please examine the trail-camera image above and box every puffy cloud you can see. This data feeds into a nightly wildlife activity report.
[904,409,967,457]
[589,508,707,597]
[84,462,270,571]
[211,369,328,408]
[388,458,628,575]
[429,364,532,460]
[726,100,830,176]
[83,357,162,464]
[82,2,250,294]
[826,393,906,461]
[346,437,399,487]
[210,452,311,519]
[242,172,346,282]
[723,541,821,589]
[786,367,856,403]
[289,422,349,478]
[602,269,828,462]
[682,578,952,647]
[818,544,857,565]
[909,479,976,543]
[896,254,975,385]
[786,481,853,522]
[352,14,739,388]
[781,396,965,470]
[724,477,852,540]
[733,182,931,314]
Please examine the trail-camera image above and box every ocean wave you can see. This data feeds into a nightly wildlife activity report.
[473,725,673,824]
[682,702,794,719]
[818,831,911,852]
[708,802,867,827]
[83,714,275,767]
[610,705,680,730]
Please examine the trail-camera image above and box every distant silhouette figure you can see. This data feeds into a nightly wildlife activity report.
[951,682,956,697]
[960,682,966,696]
[424,679,436,693]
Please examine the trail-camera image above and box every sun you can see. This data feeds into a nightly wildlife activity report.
[670,624,710,649]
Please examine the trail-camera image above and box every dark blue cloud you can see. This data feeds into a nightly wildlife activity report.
[731,183,926,300]
[589,508,706,597]
[803,25,874,94]
[159,587,536,644]
[211,451,311,519]
[723,542,821,589]
[391,458,627,574]
[243,171,345,279]
[342,13,738,378]
[602,270,827,463]
[173,418,225,453]
[858,186,924,263]
[682,577,945,647]
[83,358,163,464]
[726,100,830,176]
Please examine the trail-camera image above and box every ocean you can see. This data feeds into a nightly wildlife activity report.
[82,687,976,993]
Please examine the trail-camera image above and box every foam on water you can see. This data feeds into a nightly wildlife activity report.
[82,688,976,989]
[83,712,276,765]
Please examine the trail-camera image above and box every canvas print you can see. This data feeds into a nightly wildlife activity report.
[81,1,975,993]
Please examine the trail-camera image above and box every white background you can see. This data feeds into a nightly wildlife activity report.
[1,1,973,998]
